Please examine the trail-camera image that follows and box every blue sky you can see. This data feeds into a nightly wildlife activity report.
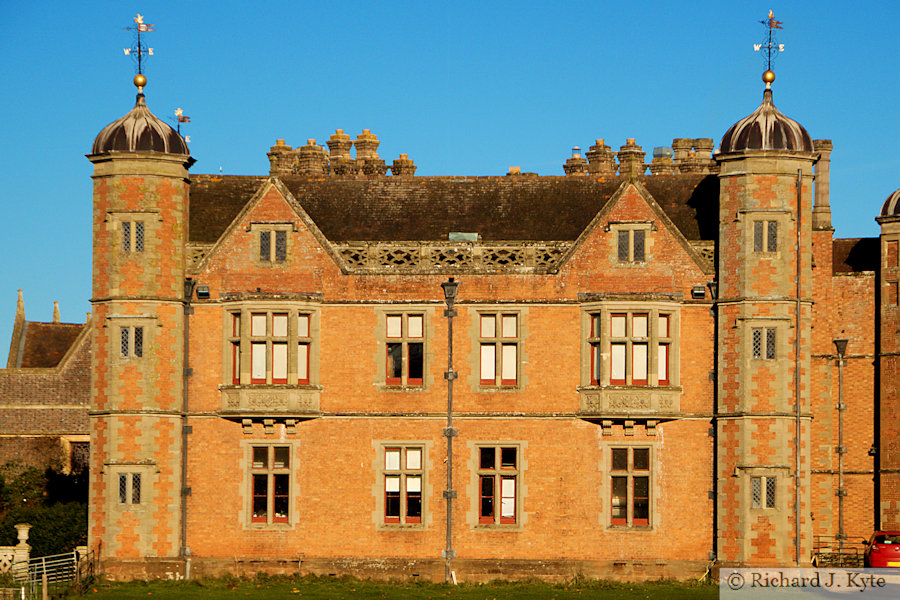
[1,1,898,351]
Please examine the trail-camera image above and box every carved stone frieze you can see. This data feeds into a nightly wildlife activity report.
[220,386,320,416]
[578,388,680,416]
[333,241,572,274]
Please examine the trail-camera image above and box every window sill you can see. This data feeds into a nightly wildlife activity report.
[244,522,294,531]
[378,384,427,393]
[472,523,523,531]
[477,385,522,392]
[221,384,323,391]
[377,523,427,531]
[606,525,654,532]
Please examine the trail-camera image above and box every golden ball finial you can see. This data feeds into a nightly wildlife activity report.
[762,70,776,84]
[133,73,147,89]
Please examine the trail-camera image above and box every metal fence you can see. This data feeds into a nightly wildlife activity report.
[8,549,94,600]
[812,535,866,567]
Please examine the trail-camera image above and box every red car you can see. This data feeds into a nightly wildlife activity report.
[864,531,900,568]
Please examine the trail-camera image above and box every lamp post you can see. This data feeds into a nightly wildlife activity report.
[833,337,849,558]
[440,277,459,583]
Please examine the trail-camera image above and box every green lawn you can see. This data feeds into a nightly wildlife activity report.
[66,575,718,600]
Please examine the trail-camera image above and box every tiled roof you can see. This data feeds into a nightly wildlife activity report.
[188,174,718,244]
[189,175,268,243]
[833,238,879,274]
[18,322,85,368]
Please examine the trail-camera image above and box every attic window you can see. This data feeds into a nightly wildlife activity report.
[260,230,287,262]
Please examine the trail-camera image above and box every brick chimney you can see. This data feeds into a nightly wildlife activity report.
[391,153,417,177]
[671,138,692,164]
[617,138,647,177]
[812,139,834,230]
[563,147,589,176]
[354,130,388,176]
[328,129,357,176]
[586,139,617,176]
[52,301,60,323]
[297,139,329,175]
[267,139,295,176]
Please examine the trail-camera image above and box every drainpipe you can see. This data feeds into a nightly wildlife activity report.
[182,278,195,578]
[794,169,803,566]
[834,338,849,557]
[440,278,460,583]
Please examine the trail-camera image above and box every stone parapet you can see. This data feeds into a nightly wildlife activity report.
[334,241,573,274]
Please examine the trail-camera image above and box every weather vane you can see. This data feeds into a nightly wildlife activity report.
[170,108,191,142]
[123,14,155,77]
[754,10,784,72]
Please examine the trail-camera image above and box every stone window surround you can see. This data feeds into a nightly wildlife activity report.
[465,440,528,531]
[605,220,656,265]
[223,301,321,387]
[372,306,435,392]
[370,440,434,531]
[105,315,157,364]
[599,440,658,531]
[740,466,787,514]
[738,209,791,257]
[106,210,160,255]
[743,317,790,363]
[580,301,679,390]
[247,222,298,267]
[104,462,155,517]
[239,439,299,530]
[467,306,528,392]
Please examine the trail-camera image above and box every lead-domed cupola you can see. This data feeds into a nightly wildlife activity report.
[719,70,813,154]
[91,75,189,156]
[879,189,900,219]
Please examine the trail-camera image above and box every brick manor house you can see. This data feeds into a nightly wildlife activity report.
[55,65,899,580]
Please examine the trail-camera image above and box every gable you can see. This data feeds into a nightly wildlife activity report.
[561,181,713,282]
[196,180,341,288]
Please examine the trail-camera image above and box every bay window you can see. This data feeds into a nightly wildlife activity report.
[228,307,316,386]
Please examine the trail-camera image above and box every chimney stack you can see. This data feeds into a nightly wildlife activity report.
[391,153,417,177]
[586,139,617,177]
[563,147,589,176]
[617,138,647,177]
[355,130,388,176]
[297,139,329,175]
[812,139,834,230]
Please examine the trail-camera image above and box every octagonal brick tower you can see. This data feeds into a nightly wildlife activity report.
[877,189,900,530]
[86,76,194,572]
[714,71,817,566]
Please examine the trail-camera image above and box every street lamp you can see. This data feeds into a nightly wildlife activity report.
[441,278,459,583]
[833,337,849,558]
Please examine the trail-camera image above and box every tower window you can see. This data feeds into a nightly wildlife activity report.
[120,326,144,358]
[752,327,776,359]
[751,476,776,509]
[753,221,777,253]
[122,221,144,253]
[117,473,141,504]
